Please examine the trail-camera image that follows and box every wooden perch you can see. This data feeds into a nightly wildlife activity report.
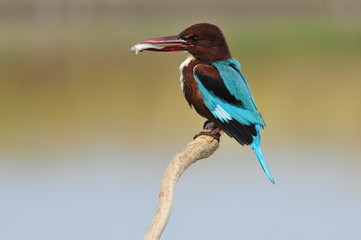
[142,123,220,240]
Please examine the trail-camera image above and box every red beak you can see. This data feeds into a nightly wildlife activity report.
[137,35,191,52]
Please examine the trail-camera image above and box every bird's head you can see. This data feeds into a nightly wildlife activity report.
[131,23,231,62]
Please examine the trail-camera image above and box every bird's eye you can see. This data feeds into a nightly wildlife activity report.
[189,35,198,42]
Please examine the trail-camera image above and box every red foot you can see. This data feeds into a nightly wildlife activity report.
[193,128,222,141]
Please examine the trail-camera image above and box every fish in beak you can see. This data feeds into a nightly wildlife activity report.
[131,35,191,54]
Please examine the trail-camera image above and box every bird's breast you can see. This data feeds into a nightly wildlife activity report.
[179,55,216,122]
[179,54,195,91]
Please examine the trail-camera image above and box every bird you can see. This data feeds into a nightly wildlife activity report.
[131,23,275,184]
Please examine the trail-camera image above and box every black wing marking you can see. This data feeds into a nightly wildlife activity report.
[194,64,244,107]
[218,119,256,146]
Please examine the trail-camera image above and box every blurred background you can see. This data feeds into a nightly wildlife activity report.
[1,0,361,239]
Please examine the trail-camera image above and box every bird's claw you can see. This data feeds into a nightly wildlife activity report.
[194,121,221,141]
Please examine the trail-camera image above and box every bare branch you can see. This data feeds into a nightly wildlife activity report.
[142,124,220,240]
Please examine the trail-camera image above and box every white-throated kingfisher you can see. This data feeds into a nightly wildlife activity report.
[131,23,275,184]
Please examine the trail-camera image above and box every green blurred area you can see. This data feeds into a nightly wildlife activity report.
[0,2,361,156]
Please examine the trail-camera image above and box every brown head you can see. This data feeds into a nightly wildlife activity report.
[133,23,232,63]
[178,23,231,62]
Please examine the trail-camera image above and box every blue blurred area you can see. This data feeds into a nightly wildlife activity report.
[1,146,361,239]
[1,1,361,239]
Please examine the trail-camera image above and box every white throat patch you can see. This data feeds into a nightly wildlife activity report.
[179,54,195,92]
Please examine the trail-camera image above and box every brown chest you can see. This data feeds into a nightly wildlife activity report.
[179,56,216,121]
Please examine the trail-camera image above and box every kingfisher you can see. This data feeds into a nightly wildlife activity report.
[131,23,275,184]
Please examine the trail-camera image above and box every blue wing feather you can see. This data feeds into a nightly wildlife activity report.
[212,59,257,110]
[195,58,265,126]
[193,58,274,183]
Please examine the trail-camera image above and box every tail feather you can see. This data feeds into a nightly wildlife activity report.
[251,125,275,184]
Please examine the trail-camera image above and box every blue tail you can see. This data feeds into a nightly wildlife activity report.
[251,125,275,184]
